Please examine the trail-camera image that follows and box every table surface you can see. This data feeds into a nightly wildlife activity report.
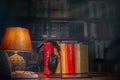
[37,72,120,80]
[8,72,120,80]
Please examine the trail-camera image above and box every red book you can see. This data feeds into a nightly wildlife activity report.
[67,43,75,73]
[44,42,54,74]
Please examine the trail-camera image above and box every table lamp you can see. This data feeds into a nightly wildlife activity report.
[1,27,33,71]
[0,26,39,79]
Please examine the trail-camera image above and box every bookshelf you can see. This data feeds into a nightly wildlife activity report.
[15,0,120,73]
[16,0,112,41]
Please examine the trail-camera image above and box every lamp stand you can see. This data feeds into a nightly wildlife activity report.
[9,51,39,79]
[9,51,26,71]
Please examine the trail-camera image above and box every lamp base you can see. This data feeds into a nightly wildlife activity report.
[9,53,26,71]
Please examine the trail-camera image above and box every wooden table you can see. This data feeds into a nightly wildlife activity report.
[8,72,120,80]
[37,72,120,80]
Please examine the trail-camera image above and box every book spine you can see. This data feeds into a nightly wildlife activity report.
[99,22,105,40]
[88,40,99,72]
[38,0,42,17]
[50,23,56,38]
[90,23,97,38]
[97,1,102,18]
[67,43,75,73]
[52,0,58,18]
[87,23,91,37]
[99,41,104,59]
[104,3,109,19]
[74,43,81,73]
[108,24,114,39]
[42,22,49,38]
[80,44,89,73]
[44,0,48,18]
[56,23,60,39]
[41,21,44,38]
[64,3,69,18]
[60,22,65,38]
[48,0,52,17]
[44,42,54,74]
[31,24,35,39]
[84,22,88,37]
[95,40,99,58]
[60,43,68,73]
[101,1,105,18]
[59,2,64,17]
[64,22,69,38]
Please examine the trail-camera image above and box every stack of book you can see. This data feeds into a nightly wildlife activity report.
[59,43,89,74]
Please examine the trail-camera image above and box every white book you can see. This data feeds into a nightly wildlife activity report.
[105,4,110,19]
[89,1,97,18]
[90,23,97,38]
[97,1,103,18]
[83,22,88,37]
[99,41,104,59]
[95,40,99,58]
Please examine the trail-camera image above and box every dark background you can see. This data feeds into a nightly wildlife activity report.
[0,0,120,75]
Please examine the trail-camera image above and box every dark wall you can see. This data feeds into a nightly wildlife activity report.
[0,0,120,73]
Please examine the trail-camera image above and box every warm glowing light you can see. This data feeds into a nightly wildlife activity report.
[1,27,33,52]
[1,27,33,71]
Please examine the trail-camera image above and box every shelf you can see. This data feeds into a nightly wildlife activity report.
[15,17,120,23]
[31,37,95,42]
[15,17,86,22]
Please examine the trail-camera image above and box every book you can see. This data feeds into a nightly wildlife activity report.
[74,43,81,73]
[50,23,57,38]
[70,4,81,18]
[88,40,100,72]
[74,43,89,73]
[89,1,104,18]
[50,0,59,18]
[67,43,75,73]
[97,1,103,18]
[89,1,97,18]
[70,3,86,19]
[59,2,64,17]
[89,22,97,38]
[48,0,52,17]
[60,43,68,74]
[42,22,49,38]
[64,22,69,38]
[99,22,105,40]
[69,22,84,38]
[59,22,65,38]
[80,44,89,73]
[33,23,42,39]
[83,22,88,37]
[44,42,54,74]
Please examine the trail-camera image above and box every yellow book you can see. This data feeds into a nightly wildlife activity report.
[60,43,68,74]
[74,43,81,73]
[80,44,89,73]
[74,43,89,73]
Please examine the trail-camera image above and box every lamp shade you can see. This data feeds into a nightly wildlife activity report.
[1,27,33,52]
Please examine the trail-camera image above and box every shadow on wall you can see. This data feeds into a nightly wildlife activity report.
[0,51,11,78]
[105,37,120,73]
